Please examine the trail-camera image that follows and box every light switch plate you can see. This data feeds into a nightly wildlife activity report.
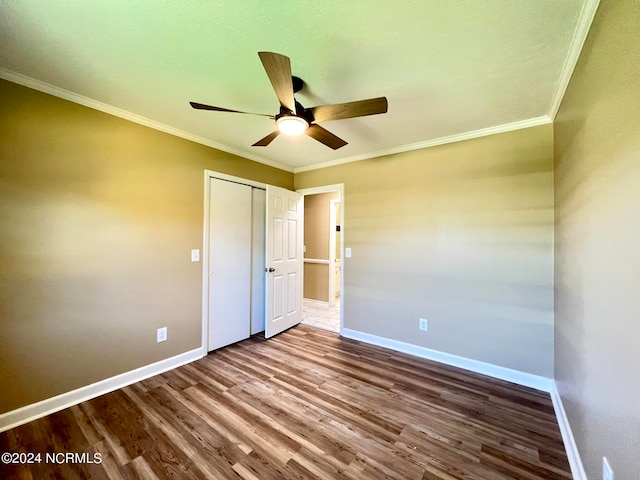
[345,247,352,258]
[191,249,200,262]
[157,327,167,343]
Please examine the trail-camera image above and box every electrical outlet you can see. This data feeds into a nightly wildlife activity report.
[157,327,167,343]
[419,318,428,331]
[603,457,614,480]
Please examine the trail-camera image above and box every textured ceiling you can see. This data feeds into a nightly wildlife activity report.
[0,1,595,172]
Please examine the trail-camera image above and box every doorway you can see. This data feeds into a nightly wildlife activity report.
[297,184,344,334]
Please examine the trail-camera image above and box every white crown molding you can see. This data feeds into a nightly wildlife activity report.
[0,348,203,433]
[2,66,566,176]
[549,0,601,119]
[0,68,293,173]
[550,382,587,480]
[294,116,552,173]
[341,328,553,392]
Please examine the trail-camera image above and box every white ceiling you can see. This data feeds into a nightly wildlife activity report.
[0,1,597,172]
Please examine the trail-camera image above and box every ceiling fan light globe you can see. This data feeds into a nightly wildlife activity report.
[276,116,309,136]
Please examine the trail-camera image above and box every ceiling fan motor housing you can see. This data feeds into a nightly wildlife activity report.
[292,76,304,93]
[276,100,314,124]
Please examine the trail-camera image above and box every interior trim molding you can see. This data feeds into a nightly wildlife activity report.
[296,184,345,196]
[0,348,203,433]
[1,68,558,176]
[303,258,331,264]
[293,116,552,173]
[549,0,601,119]
[341,328,553,392]
[0,67,292,173]
[303,298,332,307]
[550,382,587,480]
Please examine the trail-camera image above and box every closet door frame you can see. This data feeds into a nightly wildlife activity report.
[201,170,268,355]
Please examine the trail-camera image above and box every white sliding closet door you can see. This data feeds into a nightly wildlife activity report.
[251,188,266,334]
[208,178,252,350]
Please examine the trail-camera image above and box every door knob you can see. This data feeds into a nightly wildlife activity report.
[265,267,276,273]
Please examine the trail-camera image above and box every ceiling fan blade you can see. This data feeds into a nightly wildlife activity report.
[189,102,271,117]
[252,130,280,147]
[305,124,348,150]
[308,97,388,123]
[258,52,296,113]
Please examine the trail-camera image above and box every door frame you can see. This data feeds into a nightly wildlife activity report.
[201,170,267,355]
[297,184,345,333]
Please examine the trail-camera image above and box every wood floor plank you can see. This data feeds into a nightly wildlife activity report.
[0,325,571,479]
[269,374,404,444]
[121,385,241,479]
[290,446,354,480]
[227,382,356,467]
[182,382,299,467]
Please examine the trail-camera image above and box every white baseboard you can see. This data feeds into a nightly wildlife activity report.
[303,297,331,307]
[341,328,553,392]
[550,381,586,480]
[0,348,203,433]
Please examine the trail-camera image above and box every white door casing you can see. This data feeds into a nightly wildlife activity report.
[265,185,303,338]
[297,183,345,334]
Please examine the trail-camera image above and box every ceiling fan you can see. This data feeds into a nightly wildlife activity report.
[190,52,388,150]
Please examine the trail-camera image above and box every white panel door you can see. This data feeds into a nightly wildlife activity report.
[265,185,303,338]
[208,178,252,350]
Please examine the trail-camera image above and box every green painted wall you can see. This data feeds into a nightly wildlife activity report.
[554,2,640,479]
[296,124,555,377]
[0,79,292,413]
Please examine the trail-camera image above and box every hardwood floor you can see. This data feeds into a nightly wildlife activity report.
[0,325,571,479]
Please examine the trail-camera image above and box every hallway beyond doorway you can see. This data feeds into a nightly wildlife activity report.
[301,298,340,333]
